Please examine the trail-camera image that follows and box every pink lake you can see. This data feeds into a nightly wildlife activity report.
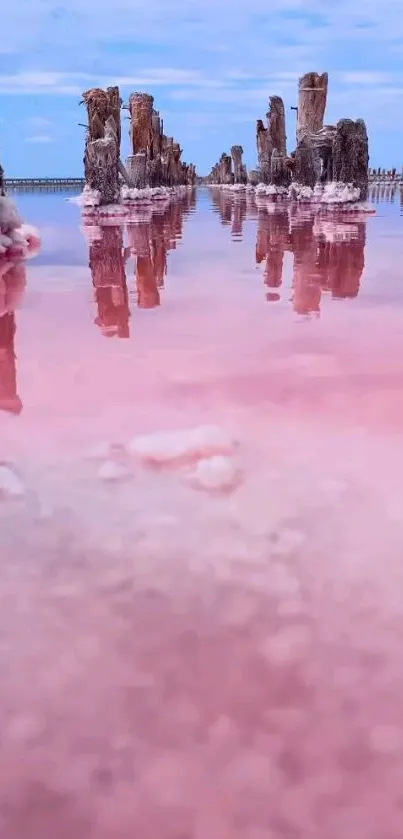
[1,183,403,837]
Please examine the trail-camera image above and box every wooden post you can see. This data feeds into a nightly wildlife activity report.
[256,119,272,183]
[267,96,287,156]
[231,145,244,184]
[129,92,154,155]
[332,118,369,200]
[293,135,320,188]
[297,72,328,143]
[126,153,147,189]
[82,87,121,204]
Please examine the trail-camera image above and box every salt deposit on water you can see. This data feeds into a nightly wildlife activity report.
[2,185,403,837]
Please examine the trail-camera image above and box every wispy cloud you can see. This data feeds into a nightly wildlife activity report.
[25,134,54,143]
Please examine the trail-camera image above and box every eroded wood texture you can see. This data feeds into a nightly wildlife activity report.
[297,72,328,143]
[332,118,369,200]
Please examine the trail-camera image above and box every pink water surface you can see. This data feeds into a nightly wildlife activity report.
[1,185,403,837]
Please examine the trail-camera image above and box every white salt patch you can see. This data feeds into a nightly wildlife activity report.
[70,185,101,207]
[321,181,360,204]
[0,463,25,498]
[128,425,237,466]
[187,455,240,493]
[83,441,115,460]
[98,460,132,482]
[289,183,314,201]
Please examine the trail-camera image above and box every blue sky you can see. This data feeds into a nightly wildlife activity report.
[0,0,402,177]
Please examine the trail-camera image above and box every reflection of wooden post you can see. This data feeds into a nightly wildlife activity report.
[315,219,366,300]
[89,226,130,337]
[0,260,26,414]
[290,210,321,316]
[0,313,21,414]
[256,206,290,297]
[297,72,328,143]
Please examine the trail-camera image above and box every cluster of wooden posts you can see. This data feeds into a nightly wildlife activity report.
[206,72,370,200]
[81,86,197,205]
[368,168,402,182]
[209,146,248,186]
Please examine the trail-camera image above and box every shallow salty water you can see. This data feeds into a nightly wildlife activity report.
[1,185,403,836]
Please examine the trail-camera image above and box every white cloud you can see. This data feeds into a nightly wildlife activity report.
[25,134,54,143]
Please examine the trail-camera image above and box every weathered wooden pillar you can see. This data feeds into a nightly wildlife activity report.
[129,92,154,155]
[231,145,244,184]
[271,149,292,189]
[172,142,182,186]
[82,87,121,204]
[126,153,147,189]
[332,118,369,200]
[86,117,120,205]
[256,120,272,183]
[297,72,328,143]
[293,136,320,188]
[267,96,287,156]
[0,159,5,196]
[106,86,122,149]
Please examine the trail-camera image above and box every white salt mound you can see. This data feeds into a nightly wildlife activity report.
[98,460,132,482]
[128,425,237,466]
[187,455,240,493]
[0,464,25,498]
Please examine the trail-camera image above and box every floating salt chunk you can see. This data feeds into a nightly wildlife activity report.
[0,463,25,498]
[83,441,126,461]
[187,455,241,493]
[128,425,237,466]
[98,460,132,482]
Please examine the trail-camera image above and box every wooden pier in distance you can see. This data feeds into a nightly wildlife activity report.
[4,177,85,192]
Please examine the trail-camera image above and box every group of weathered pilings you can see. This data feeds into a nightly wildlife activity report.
[207,71,371,202]
[81,86,196,205]
[209,147,248,186]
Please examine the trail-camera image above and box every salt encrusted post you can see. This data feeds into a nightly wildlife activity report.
[0,159,5,196]
[256,120,272,183]
[219,153,232,185]
[129,92,154,155]
[271,149,292,189]
[231,145,245,184]
[293,135,320,189]
[267,96,287,156]
[82,87,121,204]
[106,86,122,149]
[297,72,328,143]
[332,118,369,200]
[126,153,147,189]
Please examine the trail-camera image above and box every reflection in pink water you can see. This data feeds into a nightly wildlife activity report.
[2,188,403,836]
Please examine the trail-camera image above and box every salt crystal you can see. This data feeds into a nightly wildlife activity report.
[98,460,132,482]
[128,425,237,466]
[0,463,25,498]
[188,455,241,493]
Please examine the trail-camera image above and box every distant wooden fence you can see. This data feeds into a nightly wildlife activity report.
[368,168,403,183]
[4,177,84,191]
